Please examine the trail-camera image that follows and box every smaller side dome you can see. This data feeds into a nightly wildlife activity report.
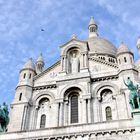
[22,58,35,70]
[117,42,132,55]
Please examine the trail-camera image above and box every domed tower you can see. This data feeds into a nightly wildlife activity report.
[8,58,35,132]
[88,17,98,38]
[117,42,134,71]
[18,58,35,86]
[36,53,44,74]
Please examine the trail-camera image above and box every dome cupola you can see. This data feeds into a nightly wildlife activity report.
[117,42,132,56]
[88,17,98,38]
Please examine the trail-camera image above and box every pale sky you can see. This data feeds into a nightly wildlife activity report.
[0,0,140,105]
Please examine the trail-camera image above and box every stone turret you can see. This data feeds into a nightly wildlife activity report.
[8,58,36,132]
[36,53,44,74]
[117,42,134,71]
[18,58,35,87]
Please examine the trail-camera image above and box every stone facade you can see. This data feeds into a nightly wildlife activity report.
[1,17,140,140]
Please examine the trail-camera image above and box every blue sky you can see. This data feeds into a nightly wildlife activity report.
[0,0,140,106]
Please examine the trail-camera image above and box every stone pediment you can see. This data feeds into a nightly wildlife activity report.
[34,60,60,86]
[60,38,88,56]
[60,38,87,48]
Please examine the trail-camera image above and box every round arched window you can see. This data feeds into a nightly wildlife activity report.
[40,114,46,128]
[70,94,79,123]
[105,106,112,121]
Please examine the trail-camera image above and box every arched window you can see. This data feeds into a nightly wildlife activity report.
[90,27,94,32]
[130,57,133,63]
[19,93,22,101]
[124,57,127,63]
[29,73,32,79]
[119,59,121,64]
[105,106,112,121]
[23,73,26,79]
[71,95,78,123]
[40,114,46,128]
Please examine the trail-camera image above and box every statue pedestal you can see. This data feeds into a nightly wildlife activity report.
[132,109,140,140]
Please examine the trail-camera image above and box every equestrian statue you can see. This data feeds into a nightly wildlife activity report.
[124,77,140,109]
[0,102,9,132]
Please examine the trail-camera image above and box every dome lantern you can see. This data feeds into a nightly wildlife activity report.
[88,17,98,38]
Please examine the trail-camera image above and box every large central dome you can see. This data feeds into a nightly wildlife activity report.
[87,17,117,57]
[88,37,117,56]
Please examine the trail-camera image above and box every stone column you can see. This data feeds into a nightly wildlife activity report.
[84,53,88,68]
[59,102,64,126]
[93,98,100,122]
[61,55,67,72]
[80,52,88,72]
[55,103,59,127]
[64,100,69,125]
[29,106,35,129]
[82,99,87,123]
[63,55,67,72]
[87,99,91,123]
[34,106,39,129]
[21,105,28,130]
[61,56,64,71]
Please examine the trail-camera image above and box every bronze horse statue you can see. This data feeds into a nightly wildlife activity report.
[124,77,140,109]
[0,102,9,132]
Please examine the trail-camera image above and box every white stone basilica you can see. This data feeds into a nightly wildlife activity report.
[1,17,140,140]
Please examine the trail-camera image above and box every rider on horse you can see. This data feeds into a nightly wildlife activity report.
[124,77,140,109]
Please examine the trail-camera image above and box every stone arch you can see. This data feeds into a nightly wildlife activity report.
[64,87,81,101]
[33,91,55,106]
[60,84,87,99]
[61,43,87,56]
[93,82,119,98]
[93,82,119,122]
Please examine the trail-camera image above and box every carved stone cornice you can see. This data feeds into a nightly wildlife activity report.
[33,84,57,91]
